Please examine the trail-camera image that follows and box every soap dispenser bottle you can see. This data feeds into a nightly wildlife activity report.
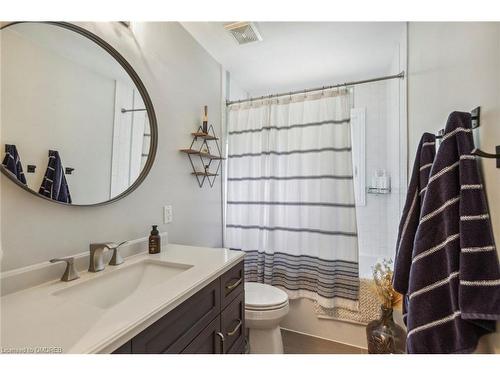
[149,225,161,254]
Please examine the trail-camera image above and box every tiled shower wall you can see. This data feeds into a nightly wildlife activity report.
[353,75,403,278]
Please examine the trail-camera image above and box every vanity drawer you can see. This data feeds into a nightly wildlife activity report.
[131,278,220,353]
[221,291,245,354]
[181,316,223,354]
[220,261,244,308]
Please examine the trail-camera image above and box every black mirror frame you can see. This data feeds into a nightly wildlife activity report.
[0,21,158,207]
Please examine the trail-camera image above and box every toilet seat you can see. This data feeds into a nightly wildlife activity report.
[246,300,289,311]
[245,302,289,321]
[245,282,289,311]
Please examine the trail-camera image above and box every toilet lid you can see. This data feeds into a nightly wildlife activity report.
[245,282,289,309]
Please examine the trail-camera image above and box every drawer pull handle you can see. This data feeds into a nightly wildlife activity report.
[225,278,242,291]
[227,320,242,336]
[216,332,225,353]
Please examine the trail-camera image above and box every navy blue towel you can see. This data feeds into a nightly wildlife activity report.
[2,144,27,185]
[393,133,436,326]
[394,112,500,353]
[39,150,72,204]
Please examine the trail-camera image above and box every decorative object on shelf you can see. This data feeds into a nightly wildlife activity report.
[202,105,209,133]
[180,113,225,188]
[366,259,406,354]
[367,169,391,194]
[370,169,390,190]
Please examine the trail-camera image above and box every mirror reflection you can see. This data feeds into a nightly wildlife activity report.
[1,23,152,205]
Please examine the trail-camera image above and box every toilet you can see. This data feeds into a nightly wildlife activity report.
[244,282,290,354]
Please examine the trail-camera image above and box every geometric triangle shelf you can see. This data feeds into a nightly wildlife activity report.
[179,124,225,188]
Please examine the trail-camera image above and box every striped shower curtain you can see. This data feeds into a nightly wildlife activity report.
[225,89,359,310]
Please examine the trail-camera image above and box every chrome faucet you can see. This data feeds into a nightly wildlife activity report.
[88,241,128,272]
[50,257,80,282]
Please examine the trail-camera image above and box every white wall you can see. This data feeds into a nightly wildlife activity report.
[408,21,500,353]
[1,28,116,204]
[0,22,223,271]
[228,76,249,102]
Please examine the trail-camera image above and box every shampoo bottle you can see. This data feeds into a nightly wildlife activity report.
[149,225,161,254]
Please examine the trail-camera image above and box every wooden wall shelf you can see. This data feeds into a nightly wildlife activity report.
[191,132,219,141]
[180,149,224,160]
[192,171,219,177]
[180,124,224,188]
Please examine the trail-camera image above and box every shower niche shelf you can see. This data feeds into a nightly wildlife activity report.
[180,124,225,188]
[367,187,391,195]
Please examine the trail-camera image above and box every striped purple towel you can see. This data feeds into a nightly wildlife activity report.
[2,144,27,185]
[38,150,72,204]
[393,132,436,326]
[397,112,500,353]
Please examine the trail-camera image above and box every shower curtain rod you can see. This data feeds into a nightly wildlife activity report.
[225,70,405,106]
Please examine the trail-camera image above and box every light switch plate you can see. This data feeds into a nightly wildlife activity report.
[163,205,173,224]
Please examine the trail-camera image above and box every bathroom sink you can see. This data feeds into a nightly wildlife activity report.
[52,260,192,309]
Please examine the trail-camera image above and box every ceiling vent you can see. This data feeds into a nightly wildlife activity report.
[224,22,262,45]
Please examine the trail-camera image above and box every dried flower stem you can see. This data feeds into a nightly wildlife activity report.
[371,259,402,309]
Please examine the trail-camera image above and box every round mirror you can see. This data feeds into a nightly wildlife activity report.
[0,22,157,206]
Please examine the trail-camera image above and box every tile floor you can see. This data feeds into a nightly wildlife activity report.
[281,329,368,354]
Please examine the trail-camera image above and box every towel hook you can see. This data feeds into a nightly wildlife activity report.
[471,146,500,168]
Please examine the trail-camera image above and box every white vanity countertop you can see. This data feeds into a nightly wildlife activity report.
[0,244,244,354]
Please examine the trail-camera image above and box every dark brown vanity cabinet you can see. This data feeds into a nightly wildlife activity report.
[112,261,245,354]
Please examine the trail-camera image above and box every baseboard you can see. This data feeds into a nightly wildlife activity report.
[280,327,368,351]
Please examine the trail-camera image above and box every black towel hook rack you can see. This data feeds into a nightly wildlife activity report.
[436,107,500,168]
[471,146,500,168]
[467,107,500,167]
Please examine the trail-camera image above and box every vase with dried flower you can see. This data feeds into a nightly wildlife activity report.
[366,259,406,354]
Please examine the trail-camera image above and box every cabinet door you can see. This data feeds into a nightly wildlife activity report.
[220,261,244,308]
[131,278,220,353]
[181,317,223,354]
[112,340,132,354]
[221,291,245,354]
